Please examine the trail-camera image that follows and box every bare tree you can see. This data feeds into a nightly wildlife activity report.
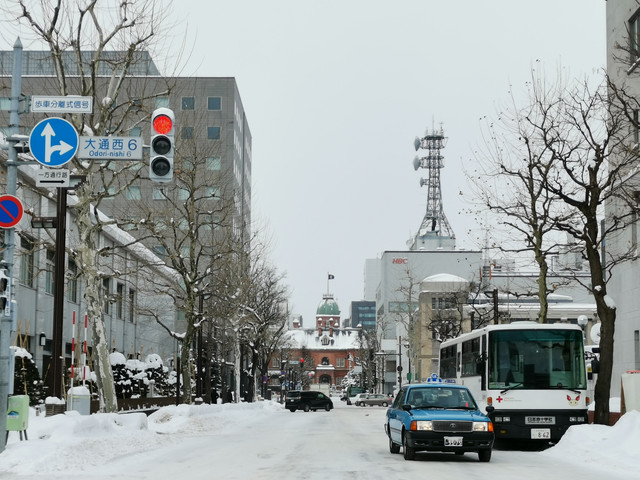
[235,245,289,402]
[467,75,578,323]
[471,68,640,425]
[127,144,242,403]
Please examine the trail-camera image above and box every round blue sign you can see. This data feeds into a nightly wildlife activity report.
[29,117,79,167]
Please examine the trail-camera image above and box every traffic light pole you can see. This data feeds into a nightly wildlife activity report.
[0,37,22,454]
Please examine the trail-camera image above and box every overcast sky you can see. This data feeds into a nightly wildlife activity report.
[168,0,606,323]
[2,1,607,324]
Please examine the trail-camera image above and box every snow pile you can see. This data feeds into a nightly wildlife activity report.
[543,410,640,474]
[0,401,282,475]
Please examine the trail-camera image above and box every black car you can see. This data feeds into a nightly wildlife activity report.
[285,391,333,412]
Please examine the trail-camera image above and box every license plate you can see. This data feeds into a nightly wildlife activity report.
[444,436,463,447]
[531,428,551,439]
[525,416,555,425]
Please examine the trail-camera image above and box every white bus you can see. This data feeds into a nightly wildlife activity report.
[439,322,589,442]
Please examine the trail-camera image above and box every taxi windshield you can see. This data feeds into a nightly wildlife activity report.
[406,387,477,410]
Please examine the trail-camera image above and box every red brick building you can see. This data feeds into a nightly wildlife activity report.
[269,294,365,393]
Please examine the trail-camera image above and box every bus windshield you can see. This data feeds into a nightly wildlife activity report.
[488,329,586,390]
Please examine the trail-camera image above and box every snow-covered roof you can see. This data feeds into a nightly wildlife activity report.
[421,273,469,292]
[283,328,364,350]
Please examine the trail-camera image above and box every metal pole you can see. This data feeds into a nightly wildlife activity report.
[50,187,67,399]
[0,37,22,454]
[398,336,402,389]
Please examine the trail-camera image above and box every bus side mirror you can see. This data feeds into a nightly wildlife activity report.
[486,405,495,414]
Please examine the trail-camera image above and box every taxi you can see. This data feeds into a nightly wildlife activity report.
[385,377,494,461]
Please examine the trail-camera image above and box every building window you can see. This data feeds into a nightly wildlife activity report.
[129,126,141,137]
[207,186,220,199]
[128,289,136,322]
[207,126,220,140]
[19,236,35,287]
[67,258,78,303]
[126,186,141,200]
[156,96,169,108]
[102,277,111,314]
[45,248,55,294]
[178,188,189,200]
[632,11,640,64]
[336,357,345,368]
[321,357,330,365]
[181,127,193,139]
[182,157,195,170]
[153,245,167,258]
[152,188,166,200]
[116,283,125,319]
[206,156,221,170]
[181,96,195,110]
[208,97,221,110]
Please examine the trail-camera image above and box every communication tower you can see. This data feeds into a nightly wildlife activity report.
[409,124,456,251]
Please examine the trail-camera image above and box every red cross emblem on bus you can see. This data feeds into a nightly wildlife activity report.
[496,396,504,403]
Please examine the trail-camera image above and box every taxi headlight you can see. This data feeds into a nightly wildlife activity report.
[473,421,492,432]
[410,420,433,431]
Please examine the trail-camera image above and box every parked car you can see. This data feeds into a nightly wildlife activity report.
[285,391,333,412]
[358,393,390,407]
[352,393,368,406]
[385,382,494,461]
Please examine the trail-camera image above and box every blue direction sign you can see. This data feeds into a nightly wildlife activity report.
[29,117,79,167]
[0,195,24,229]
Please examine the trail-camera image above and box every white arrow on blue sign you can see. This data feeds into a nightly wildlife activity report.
[29,117,79,167]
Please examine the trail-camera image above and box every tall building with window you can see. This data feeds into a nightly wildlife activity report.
[350,300,376,331]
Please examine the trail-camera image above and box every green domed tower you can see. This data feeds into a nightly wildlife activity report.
[316,294,340,329]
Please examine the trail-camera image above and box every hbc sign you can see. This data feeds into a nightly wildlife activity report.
[392,258,408,264]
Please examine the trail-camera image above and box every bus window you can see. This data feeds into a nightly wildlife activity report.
[439,345,457,379]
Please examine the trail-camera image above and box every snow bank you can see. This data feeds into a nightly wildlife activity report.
[543,410,640,473]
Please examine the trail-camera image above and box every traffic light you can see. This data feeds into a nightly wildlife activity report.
[0,268,9,312]
[149,108,175,183]
[300,358,305,368]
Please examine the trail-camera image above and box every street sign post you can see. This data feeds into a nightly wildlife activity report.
[31,95,93,114]
[0,195,24,229]
[29,117,79,167]
[78,136,143,160]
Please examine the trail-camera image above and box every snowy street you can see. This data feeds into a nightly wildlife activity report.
[0,397,638,480]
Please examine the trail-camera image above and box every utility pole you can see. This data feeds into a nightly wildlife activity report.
[0,37,23,454]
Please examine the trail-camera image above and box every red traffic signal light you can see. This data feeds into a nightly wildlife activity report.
[152,114,173,135]
[149,108,175,183]
[300,358,305,365]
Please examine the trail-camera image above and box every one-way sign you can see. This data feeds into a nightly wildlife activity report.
[36,169,70,187]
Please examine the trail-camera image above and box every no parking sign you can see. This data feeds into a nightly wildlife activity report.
[0,195,24,229]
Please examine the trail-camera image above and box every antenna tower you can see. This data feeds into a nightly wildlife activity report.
[410,124,456,250]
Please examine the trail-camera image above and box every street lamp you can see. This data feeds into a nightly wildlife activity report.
[577,315,589,343]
